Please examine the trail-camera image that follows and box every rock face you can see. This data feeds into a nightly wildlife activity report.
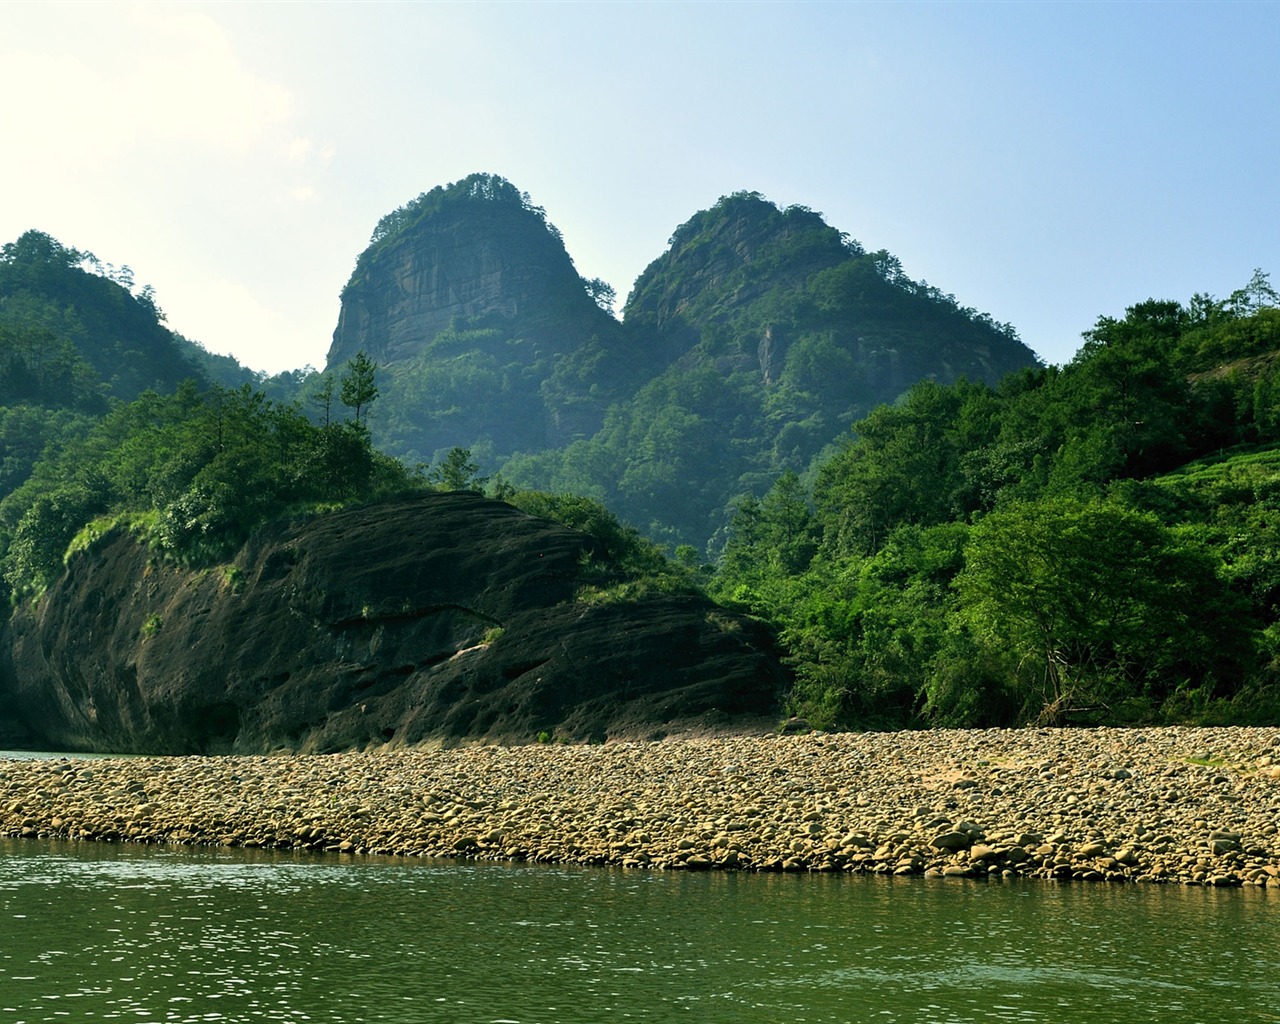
[326,174,629,459]
[329,190,615,372]
[0,493,785,754]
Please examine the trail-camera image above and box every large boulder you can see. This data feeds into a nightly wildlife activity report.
[0,493,785,753]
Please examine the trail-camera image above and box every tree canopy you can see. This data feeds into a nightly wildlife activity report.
[711,273,1280,728]
[0,355,413,601]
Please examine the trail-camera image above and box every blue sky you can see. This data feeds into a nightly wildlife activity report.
[2,1,1277,373]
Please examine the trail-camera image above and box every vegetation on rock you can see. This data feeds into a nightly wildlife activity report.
[4,187,1280,738]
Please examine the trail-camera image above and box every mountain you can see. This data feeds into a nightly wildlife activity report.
[0,231,202,402]
[328,174,630,462]
[330,174,621,370]
[622,193,1031,396]
[0,230,218,506]
[332,176,1040,548]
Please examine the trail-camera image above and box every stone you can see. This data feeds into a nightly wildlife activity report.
[930,831,972,851]
[2,724,1278,889]
[3,493,785,754]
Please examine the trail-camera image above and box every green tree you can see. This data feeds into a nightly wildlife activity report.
[0,379,420,595]
[714,469,817,612]
[813,380,1000,557]
[339,351,379,426]
[781,522,973,729]
[311,372,336,427]
[583,277,617,314]
[4,484,107,596]
[1227,268,1280,317]
[429,446,488,491]
[956,497,1251,723]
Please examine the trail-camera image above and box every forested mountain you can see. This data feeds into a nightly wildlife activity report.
[331,176,1040,548]
[0,230,211,507]
[710,273,1280,729]
[0,231,200,402]
[0,230,319,505]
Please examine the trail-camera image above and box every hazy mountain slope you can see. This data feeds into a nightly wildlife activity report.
[503,192,1041,547]
[0,231,202,402]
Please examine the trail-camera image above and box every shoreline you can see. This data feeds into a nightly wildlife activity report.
[2,726,1279,887]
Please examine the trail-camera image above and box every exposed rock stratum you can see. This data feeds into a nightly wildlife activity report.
[0,493,784,754]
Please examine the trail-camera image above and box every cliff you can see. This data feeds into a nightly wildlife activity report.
[326,174,628,460]
[329,177,618,370]
[0,492,785,754]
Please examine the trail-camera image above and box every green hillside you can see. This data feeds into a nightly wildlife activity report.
[4,204,1279,731]
[710,274,1280,729]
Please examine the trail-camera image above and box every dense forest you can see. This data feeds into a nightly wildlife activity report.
[710,273,1280,729]
[3,209,1279,732]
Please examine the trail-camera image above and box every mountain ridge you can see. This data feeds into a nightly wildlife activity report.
[333,174,1040,548]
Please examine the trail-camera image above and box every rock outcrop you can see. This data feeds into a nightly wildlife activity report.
[328,175,620,372]
[0,493,784,754]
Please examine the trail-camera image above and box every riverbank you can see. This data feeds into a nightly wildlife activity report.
[3,726,1279,886]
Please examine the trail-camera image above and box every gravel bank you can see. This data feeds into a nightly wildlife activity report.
[3,726,1279,887]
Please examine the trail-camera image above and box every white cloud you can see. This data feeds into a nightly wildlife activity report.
[0,4,293,168]
[118,4,293,154]
[0,51,124,165]
[170,275,321,375]
[288,137,315,164]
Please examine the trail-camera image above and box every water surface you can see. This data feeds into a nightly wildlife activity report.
[0,839,1274,1023]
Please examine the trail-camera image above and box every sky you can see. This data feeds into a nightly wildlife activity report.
[2,1,1277,375]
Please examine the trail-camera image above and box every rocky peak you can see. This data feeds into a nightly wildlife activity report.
[622,192,851,332]
[327,173,615,370]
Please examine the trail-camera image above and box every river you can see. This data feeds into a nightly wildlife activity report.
[0,836,1274,1024]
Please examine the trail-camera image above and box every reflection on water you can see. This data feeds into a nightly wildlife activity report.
[0,838,1275,1023]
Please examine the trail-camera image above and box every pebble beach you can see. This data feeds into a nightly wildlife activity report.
[3,726,1280,887]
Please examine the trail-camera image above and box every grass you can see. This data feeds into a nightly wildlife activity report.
[221,565,245,594]
[1154,443,1280,497]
